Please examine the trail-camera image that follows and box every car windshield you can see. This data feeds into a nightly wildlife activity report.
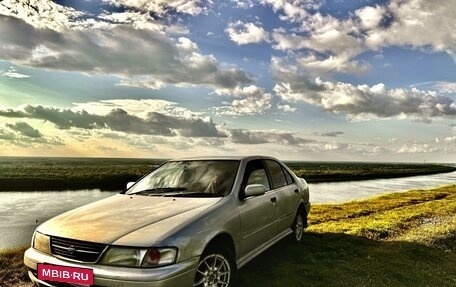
[126,160,239,197]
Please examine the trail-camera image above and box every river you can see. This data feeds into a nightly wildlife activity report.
[1,171,455,249]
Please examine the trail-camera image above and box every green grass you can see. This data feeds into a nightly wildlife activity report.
[239,185,456,287]
[1,157,454,191]
[2,185,455,287]
[0,247,31,287]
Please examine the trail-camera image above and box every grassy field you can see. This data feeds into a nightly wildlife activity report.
[1,157,454,191]
[239,184,456,287]
[2,185,455,287]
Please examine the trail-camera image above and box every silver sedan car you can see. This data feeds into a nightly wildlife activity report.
[24,156,311,287]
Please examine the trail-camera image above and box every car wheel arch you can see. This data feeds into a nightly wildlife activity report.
[296,202,308,228]
[202,232,236,260]
[194,233,238,287]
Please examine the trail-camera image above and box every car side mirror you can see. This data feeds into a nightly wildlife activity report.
[244,184,266,198]
[126,182,135,189]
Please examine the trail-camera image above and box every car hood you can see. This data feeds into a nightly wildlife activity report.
[38,194,221,246]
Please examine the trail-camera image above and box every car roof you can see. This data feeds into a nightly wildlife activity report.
[169,155,278,161]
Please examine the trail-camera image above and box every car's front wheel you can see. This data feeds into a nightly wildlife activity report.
[292,211,305,242]
[193,247,236,287]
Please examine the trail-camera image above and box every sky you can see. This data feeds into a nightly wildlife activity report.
[0,0,455,162]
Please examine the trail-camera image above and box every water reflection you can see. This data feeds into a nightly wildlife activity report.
[309,171,456,203]
[0,190,116,249]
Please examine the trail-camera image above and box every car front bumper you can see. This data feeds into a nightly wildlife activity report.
[24,247,199,287]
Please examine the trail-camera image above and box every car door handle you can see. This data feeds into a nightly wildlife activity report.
[294,189,299,193]
[270,197,277,203]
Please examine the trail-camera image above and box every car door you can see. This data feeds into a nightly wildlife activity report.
[237,159,279,258]
[265,159,297,233]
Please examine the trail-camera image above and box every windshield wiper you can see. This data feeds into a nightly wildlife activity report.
[165,192,222,198]
[131,187,187,196]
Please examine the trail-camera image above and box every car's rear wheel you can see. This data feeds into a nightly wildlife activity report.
[292,211,304,242]
[193,247,236,287]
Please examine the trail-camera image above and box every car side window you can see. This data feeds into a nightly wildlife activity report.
[242,159,270,192]
[282,167,294,185]
[265,160,287,189]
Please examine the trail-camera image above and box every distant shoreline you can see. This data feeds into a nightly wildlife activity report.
[303,168,456,183]
[0,157,454,191]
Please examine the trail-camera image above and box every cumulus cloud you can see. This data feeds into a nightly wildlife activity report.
[272,57,456,121]
[277,104,297,113]
[0,121,63,146]
[97,11,189,34]
[269,6,368,74]
[229,129,312,145]
[72,99,201,119]
[226,21,269,45]
[355,5,387,30]
[365,0,456,61]
[212,85,272,116]
[0,104,226,138]
[261,0,319,23]
[266,0,456,76]
[0,15,252,90]
[0,0,83,31]
[395,143,440,154]
[103,0,209,16]
[296,52,370,74]
[5,121,42,138]
[231,0,256,9]
[411,81,456,95]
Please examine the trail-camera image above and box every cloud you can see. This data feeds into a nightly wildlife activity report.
[270,13,368,74]
[355,5,387,30]
[5,121,42,138]
[103,0,209,16]
[1,66,29,78]
[72,99,201,119]
[411,81,456,95]
[261,0,319,23]
[277,104,297,113]
[365,0,456,61]
[0,15,252,90]
[0,0,83,31]
[97,11,189,34]
[226,21,269,45]
[231,0,255,9]
[0,121,63,146]
[296,52,370,74]
[314,131,344,137]
[266,0,456,77]
[445,136,456,144]
[272,57,456,121]
[228,129,312,145]
[212,85,272,116]
[0,104,226,138]
[395,144,440,154]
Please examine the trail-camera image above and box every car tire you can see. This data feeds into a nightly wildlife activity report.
[291,210,305,242]
[193,246,237,287]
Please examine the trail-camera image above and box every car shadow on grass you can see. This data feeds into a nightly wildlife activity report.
[238,232,456,287]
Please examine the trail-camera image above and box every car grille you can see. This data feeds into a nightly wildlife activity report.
[50,236,107,263]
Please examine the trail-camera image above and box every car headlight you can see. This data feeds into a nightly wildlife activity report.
[33,231,50,254]
[100,247,177,268]
[142,248,177,267]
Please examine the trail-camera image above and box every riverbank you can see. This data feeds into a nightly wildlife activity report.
[1,157,454,191]
[2,184,455,286]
